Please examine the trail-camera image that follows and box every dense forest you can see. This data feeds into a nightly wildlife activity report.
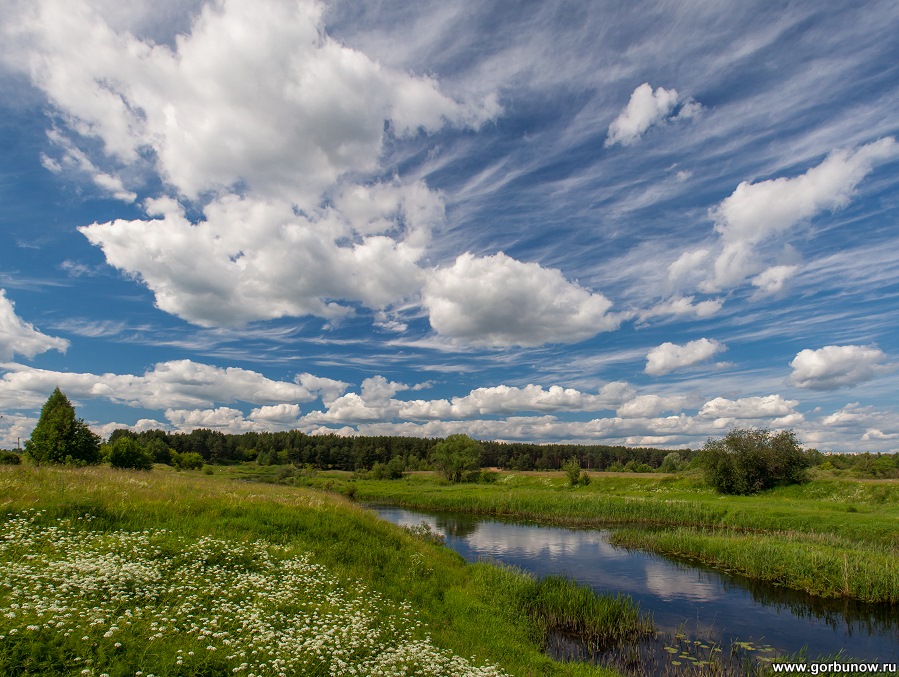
[95,427,899,477]
[104,427,687,471]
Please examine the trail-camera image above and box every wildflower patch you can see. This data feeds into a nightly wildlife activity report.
[0,509,507,676]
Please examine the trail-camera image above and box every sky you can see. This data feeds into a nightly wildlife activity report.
[1,0,898,452]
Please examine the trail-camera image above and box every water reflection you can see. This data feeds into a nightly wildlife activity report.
[371,505,899,663]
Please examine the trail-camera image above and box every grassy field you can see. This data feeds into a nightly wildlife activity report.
[0,465,648,677]
[271,468,899,604]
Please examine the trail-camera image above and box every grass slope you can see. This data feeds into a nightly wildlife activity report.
[0,465,632,677]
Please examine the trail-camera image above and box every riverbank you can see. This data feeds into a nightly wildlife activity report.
[0,465,634,677]
[275,468,899,604]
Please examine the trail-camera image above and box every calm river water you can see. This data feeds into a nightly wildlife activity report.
[370,505,898,667]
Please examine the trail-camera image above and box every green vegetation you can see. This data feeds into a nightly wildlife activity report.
[431,434,483,482]
[698,428,812,494]
[107,436,154,470]
[23,388,100,466]
[0,465,630,677]
[304,470,899,603]
[0,449,21,465]
[563,456,590,487]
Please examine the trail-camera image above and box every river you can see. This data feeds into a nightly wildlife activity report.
[370,505,899,673]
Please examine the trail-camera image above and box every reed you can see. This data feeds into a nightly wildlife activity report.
[608,527,899,604]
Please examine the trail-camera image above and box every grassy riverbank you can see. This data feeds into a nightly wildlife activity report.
[0,465,645,677]
[277,468,899,604]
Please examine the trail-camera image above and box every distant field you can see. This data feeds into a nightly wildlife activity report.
[0,465,629,677]
[269,467,899,604]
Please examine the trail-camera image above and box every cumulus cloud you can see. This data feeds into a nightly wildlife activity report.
[645,338,726,376]
[0,289,70,360]
[0,359,324,410]
[82,184,442,326]
[789,345,891,390]
[616,395,689,419]
[423,252,620,347]
[605,83,698,147]
[703,137,898,292]
[10,0,499,204]
[165,407,256,434]
[698,394,799,421]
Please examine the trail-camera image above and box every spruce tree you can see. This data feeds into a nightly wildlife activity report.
[24,388,101,465]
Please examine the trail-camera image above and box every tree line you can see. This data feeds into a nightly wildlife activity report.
[6,389,899,485]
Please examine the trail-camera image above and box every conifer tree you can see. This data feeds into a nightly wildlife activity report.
[24,387,101,465]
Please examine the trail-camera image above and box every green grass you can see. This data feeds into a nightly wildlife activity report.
[0,465,627,676]
[280,468,899,603]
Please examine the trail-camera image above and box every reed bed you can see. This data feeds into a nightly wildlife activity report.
[608,527,899,604]
[470,565,653,653]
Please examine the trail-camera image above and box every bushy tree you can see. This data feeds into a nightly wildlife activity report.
[659,452,682,473]
[699,428,811,495]
[562,456,590,486]
[431,434,482,482]
[24,388,101,466]
[109,437,153,470]
[172,451,205,470]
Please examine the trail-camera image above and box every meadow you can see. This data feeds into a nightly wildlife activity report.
[0,465,648,677]
[277,469,899,605]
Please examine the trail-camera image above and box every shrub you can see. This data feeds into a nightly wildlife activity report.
[0,450,21,465]
[172,451,205,470]
[699,428,811,495]
[562,456,589,486]
[109,437,154,470]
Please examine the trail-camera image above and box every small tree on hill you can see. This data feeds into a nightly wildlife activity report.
[431,434,482,482]
[699,428,811,495]
[24,388,101,466]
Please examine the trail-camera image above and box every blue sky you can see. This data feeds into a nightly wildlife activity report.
[1,0,898,451]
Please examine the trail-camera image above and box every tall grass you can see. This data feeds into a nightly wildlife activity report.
[470,566,653,652]
[0,465,624,677]
[608,527,899,604]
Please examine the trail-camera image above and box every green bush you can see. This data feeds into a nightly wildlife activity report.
[109,437,154,470]
[172,451,205,470]
[0,450,21,465]
[699,428,811,495]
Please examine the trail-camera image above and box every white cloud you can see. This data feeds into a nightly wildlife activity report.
[11,0,498,204]
[423,252,621,347]
[616,395,690,419]
[751,264,798,295]
[249,403,302,426]
[645,338,726,376]
[0,359,320,410]
[165,407,256,434]
[704,137,898,291]
[605,83,697,147]
[667,249,710,285]
[296,373,349,407]
[41,129,136,202]
[698,394,799,421]
[640,295,724,322]
[0,289,70,361]
[789,345,890,390]
[82,185,441,327]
